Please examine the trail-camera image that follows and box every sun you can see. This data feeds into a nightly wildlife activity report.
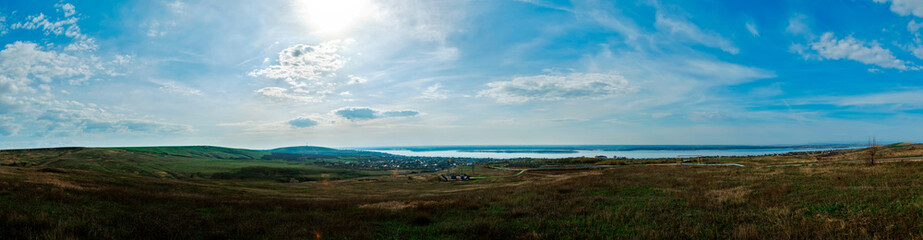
[296,0,371,34]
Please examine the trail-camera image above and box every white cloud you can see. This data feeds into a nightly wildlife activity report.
[910,45,923,60]
[479,72,639,103]
[10,4,96,51]
[145,21,173,37]
[254,87,320,102]
[786,14,811,36]
[57,3,77,17]
[250,40,358,102]
[151,80,202,96]
[167,1,187,14]
[420,83,448,100]
[874,0,923,17]
[250,41,347,81]
[745,22,759,37]
[0,41,95,96]
[909,20,923,33]
[11,13,77,35]
[0,15,8,36]
[64,37,97,52]
[346,75,366,84]
[334,107,419,121]
[808,32,913,70]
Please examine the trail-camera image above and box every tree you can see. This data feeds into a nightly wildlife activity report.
[866,137,881,166]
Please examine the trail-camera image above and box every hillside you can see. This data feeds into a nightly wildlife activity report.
[269,145,393,157]
[109,146,269,159]
[0,147,382,181]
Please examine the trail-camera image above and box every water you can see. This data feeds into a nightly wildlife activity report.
[365,147,857,159]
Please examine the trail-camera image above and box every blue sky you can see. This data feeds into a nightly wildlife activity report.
[2,0,923,149]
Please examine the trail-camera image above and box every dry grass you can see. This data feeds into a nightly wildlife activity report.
[359,200,453,210]
[708,185,752,204]
[3,145,923,239]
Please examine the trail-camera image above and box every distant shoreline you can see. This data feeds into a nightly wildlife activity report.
[356,144,863,153]
[360,144,866,159]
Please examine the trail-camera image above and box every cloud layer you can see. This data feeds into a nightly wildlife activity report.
[37,108,191,135]
[334,107,419,121]
[479,73,638,103]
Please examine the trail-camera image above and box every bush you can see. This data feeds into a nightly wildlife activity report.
[411,212,432,226]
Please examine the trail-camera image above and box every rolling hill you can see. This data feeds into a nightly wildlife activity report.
[0,146,382,181]
[268,145,394,157]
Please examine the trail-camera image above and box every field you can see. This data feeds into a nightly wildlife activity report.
[1,144,923,239]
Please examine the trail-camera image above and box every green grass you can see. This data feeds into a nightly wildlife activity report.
[108,146,269,159]
[0,147,383,181]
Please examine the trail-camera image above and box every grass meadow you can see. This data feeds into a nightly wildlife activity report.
[1,146,923,239]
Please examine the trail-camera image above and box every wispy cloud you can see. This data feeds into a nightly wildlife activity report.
[654,11,740,54]
[804,90,923,108]
[419,83,448,101]
[150,80,202,96]
[479,72,639,103]
[745,22,759,37]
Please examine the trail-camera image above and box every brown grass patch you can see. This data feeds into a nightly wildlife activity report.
[732,225,758,240]
[27,178,89,191]
[799,166,837,175]
[358,200,453,210]
[708,185,752,204]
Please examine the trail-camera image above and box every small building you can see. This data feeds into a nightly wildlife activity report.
[439,174,471,181]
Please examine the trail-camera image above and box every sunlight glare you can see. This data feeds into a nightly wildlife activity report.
[297,0,370,34]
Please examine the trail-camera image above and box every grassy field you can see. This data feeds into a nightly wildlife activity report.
[1,145,923,239]
[0,147,386,181]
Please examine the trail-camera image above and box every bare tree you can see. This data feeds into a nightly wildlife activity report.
[866,137,881,166]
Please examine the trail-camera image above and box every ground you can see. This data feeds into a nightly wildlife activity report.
[1,145,923,239]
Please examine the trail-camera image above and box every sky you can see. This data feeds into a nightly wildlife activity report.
[2,0,923,149]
